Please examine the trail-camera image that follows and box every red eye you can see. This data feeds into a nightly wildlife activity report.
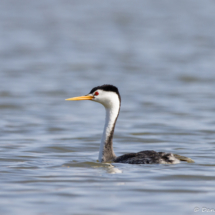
[94,91,99,96]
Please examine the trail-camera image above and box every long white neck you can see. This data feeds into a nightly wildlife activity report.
[98,97,120,162]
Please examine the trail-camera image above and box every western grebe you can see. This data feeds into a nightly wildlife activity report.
[66,85,194,164]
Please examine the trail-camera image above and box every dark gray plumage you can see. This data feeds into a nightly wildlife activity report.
[114,150,194,164]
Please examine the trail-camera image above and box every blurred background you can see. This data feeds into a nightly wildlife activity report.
[1,1,215,215]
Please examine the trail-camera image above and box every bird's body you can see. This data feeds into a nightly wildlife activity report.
[114,151,180,164]
[66,84,194,164]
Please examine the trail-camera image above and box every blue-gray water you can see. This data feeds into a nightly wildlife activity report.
[1,1,215,214]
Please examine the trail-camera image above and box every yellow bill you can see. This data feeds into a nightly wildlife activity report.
[65,95,93,101]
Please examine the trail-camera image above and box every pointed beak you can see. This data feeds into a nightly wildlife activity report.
[65,95,94,101]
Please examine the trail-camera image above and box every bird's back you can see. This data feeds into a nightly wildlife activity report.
[114,150,192,164]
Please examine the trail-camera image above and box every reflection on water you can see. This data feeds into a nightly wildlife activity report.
[1,0,215,215]
[65,162,123,174]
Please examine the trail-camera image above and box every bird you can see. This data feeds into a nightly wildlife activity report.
[66,84,194,164]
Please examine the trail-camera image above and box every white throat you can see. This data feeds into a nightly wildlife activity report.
[97,93,120,162]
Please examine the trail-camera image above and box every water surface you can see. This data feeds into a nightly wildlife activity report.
[1,1,215,214]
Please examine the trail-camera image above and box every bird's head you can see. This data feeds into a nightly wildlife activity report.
[66,84,121,109]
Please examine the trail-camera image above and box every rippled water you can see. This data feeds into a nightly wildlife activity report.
[1,1,215,214]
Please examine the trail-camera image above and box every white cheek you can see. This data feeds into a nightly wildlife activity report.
[91,91,120,110]
[92,97,99,103]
